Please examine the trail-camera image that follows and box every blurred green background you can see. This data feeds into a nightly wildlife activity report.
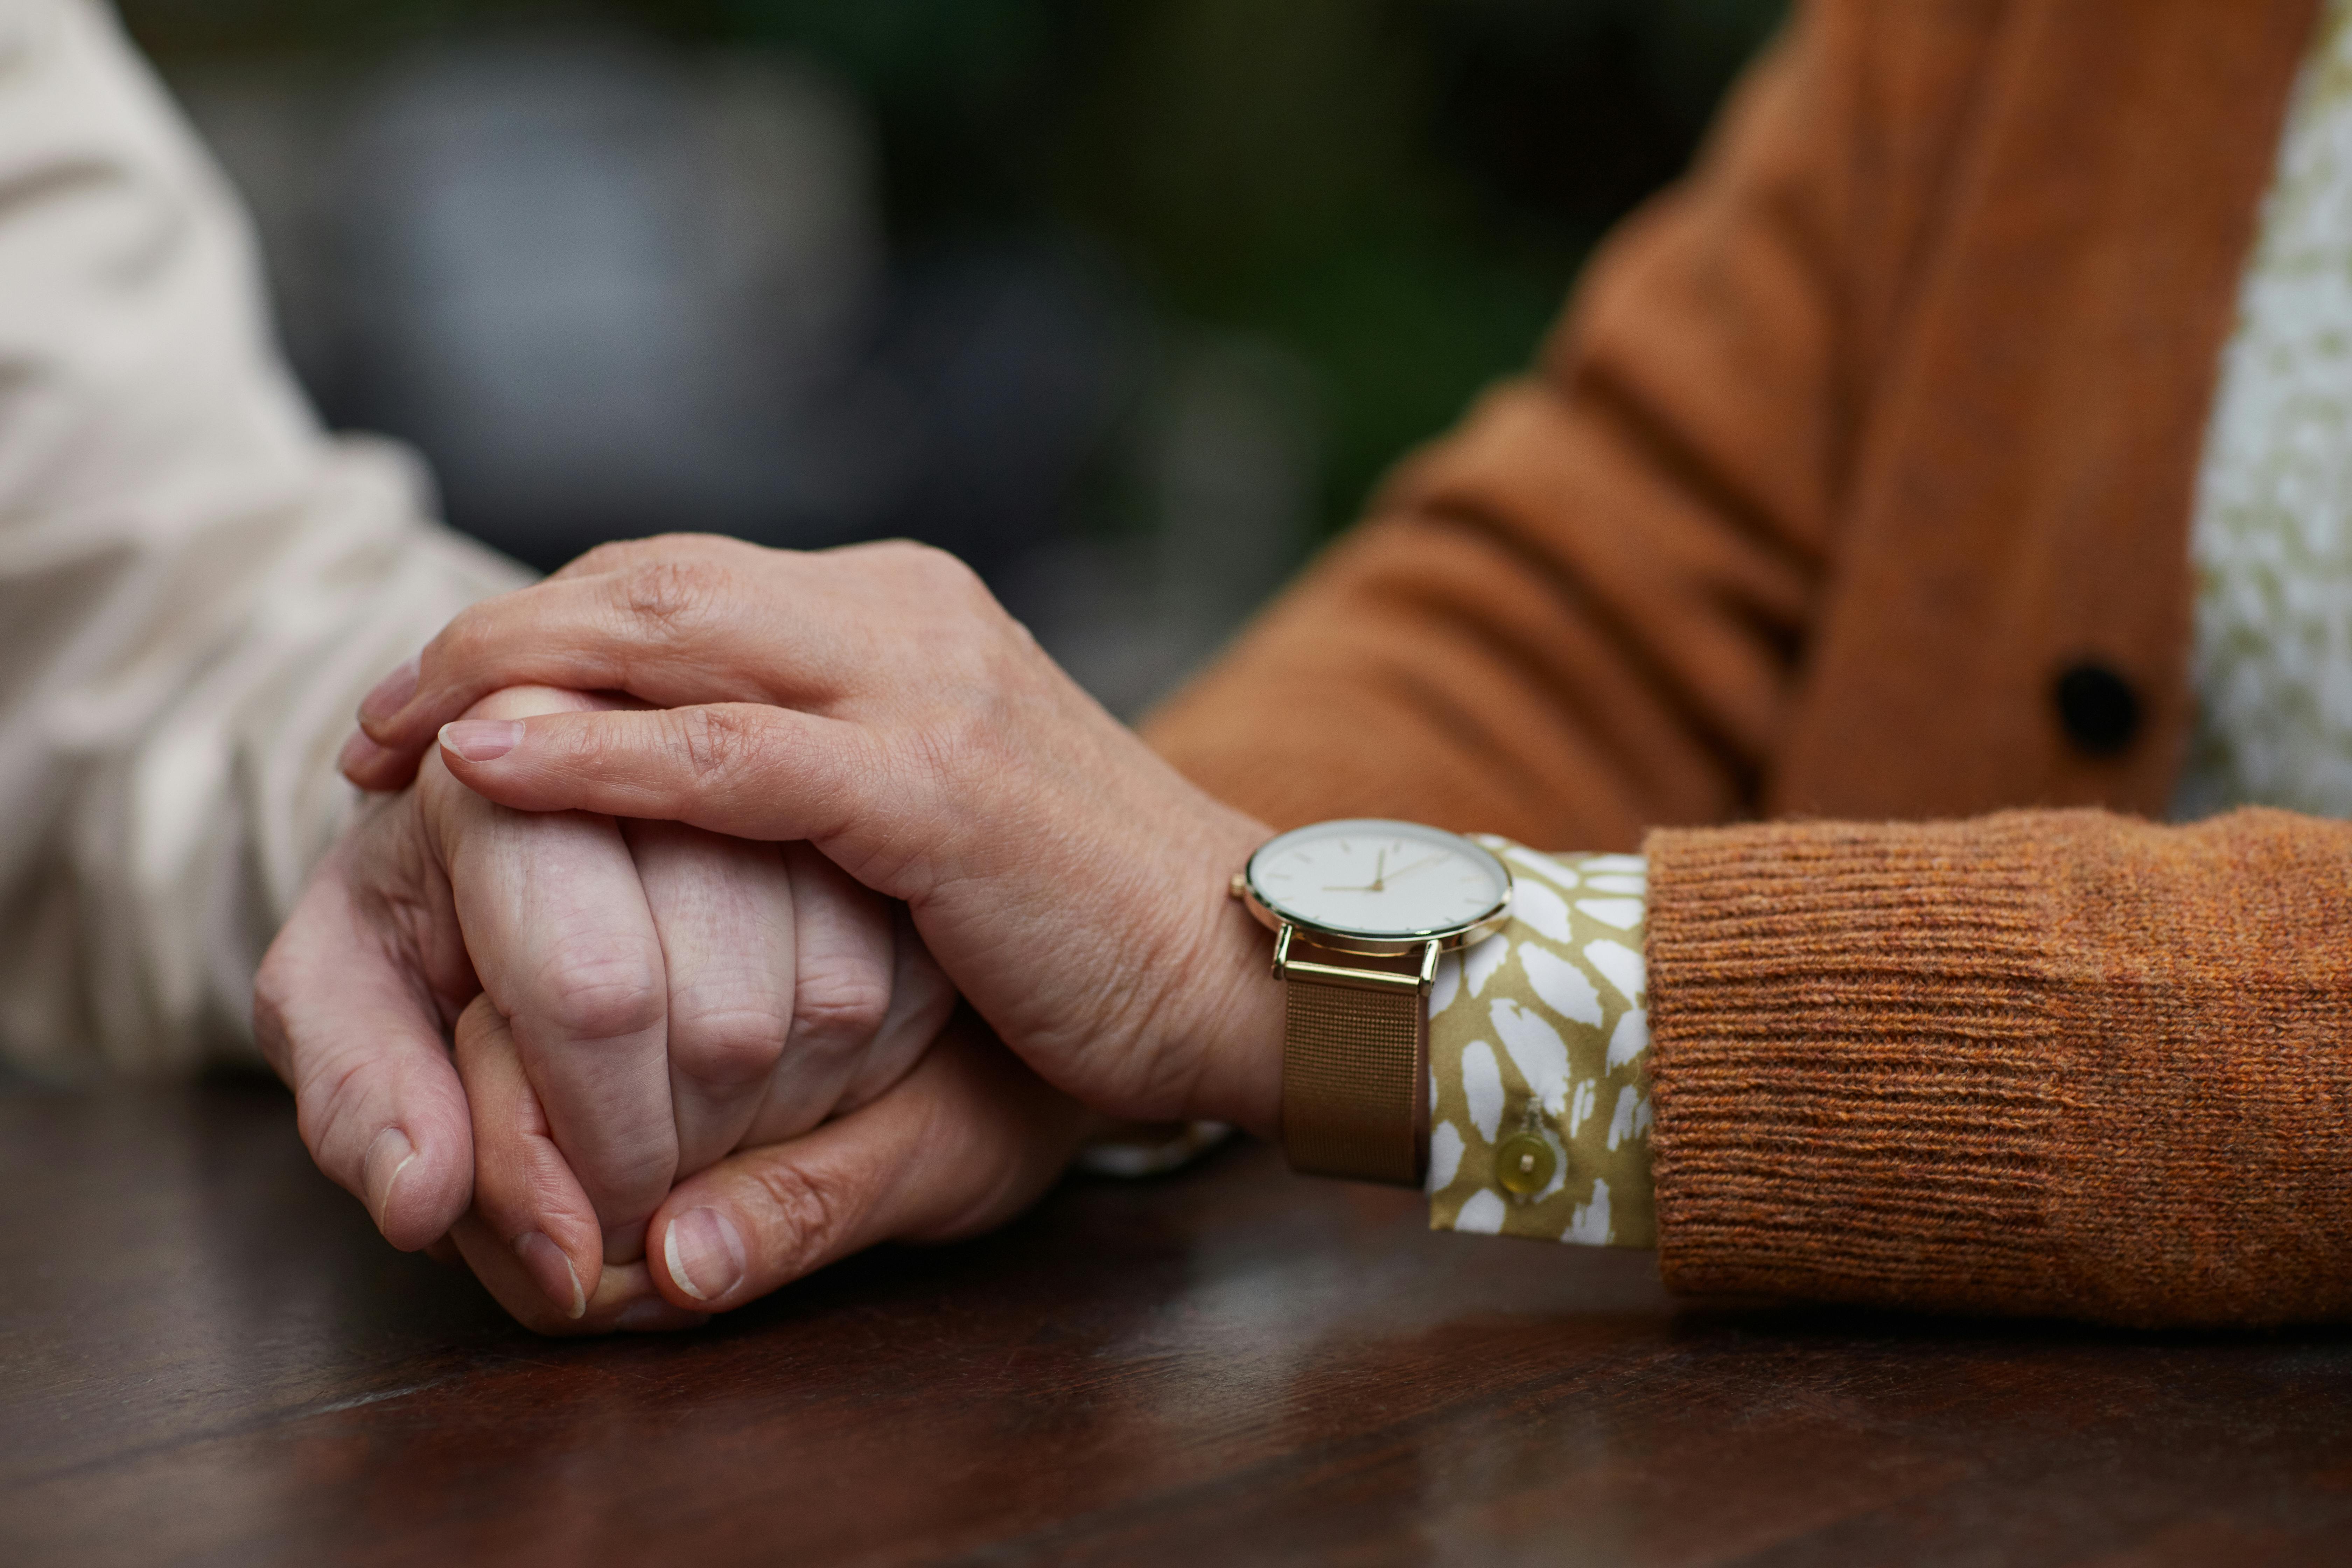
[121,0,1786,710]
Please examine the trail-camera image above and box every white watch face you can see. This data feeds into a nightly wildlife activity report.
[1247,819,1511,939]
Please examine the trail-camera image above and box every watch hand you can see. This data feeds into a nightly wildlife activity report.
[1323,847,1440,894]
[1325,846,1400,894]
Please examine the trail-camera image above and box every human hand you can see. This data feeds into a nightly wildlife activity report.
[445,1002,1088,1333]
[257,681,955,1328]
[340,536,1287,1140]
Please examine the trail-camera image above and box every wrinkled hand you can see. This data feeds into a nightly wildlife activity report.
[257,682,960,1331]
[448,1008,1086,1332]
[342,536,1286,1145]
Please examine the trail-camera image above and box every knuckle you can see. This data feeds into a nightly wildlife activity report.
[669,705,771,786]
[744,1157,862,1280]
[620,558,732,637]
[788,958,894,1056]
[667,1000,789,1088]
[884,538,970,582]
[528,945,666,1044]
[856,537,967,598]
[558,541,632,580]
[897,542,996,618]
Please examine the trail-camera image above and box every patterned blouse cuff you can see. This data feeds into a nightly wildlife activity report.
[1425,842,1655,1248]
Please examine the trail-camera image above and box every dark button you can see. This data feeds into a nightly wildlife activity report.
[2053,661,2141,756]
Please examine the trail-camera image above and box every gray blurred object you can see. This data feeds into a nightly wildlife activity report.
[169,30,1313,713]
[335,36,889,563]
[183,32,1150,575]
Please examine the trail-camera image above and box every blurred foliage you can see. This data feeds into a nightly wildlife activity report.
[123,0,1787,531]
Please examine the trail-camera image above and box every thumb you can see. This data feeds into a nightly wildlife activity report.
[645,1016,1085,1313]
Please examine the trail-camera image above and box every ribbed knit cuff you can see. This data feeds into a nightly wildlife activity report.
[1644,816,2060,1315]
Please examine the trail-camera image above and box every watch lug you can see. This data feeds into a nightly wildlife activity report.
[1271,921,1294,981]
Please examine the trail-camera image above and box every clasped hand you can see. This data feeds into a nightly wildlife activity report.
[258,679,1070,1333]
[271,536,1283,1332]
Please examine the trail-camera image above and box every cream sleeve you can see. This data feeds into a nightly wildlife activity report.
[0,0,529,1079]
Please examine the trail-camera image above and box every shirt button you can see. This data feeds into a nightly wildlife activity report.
[2053,661,2141,756]
[1493,1130,1556,1199]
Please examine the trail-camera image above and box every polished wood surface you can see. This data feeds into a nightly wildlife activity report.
[6,1079,2352,1566]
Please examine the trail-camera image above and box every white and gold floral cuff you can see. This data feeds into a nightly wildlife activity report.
[1426,843,1654,1248]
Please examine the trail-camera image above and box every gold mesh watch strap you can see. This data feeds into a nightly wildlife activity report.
[1278,939,1430,1187]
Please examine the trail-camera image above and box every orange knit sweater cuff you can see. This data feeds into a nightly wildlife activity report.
[1643,817,2057,1317]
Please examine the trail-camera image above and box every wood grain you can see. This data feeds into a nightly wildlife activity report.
[5,1078,2351,1567]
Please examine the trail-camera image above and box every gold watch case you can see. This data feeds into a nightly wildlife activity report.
[1231,819,1515,959]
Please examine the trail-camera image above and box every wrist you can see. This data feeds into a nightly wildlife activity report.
[1164,808,1286,1141]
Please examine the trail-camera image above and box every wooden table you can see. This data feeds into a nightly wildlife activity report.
[6,1079,2352,1567]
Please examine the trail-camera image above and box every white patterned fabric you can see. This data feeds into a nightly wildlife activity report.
[2179,0,2352,820]
[1426,846,1652,1247]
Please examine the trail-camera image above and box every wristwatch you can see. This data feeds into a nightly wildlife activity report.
[1232,819,1513,1187]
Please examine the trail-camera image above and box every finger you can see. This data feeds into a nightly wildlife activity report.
[452,994,603,1318]
[623,819,796,1177]
[435,705,892,852]
[734,843,896,1146]
[840,903,958,1112]
[741,885,953,1146]
[254,835,473,1253]
[342,653,427,791]
[345,658,655,793]
[649,1017,1086,1313]
[428,751,679,1260]
[344,538,979,788]
[347,552,788,782]
[446,1212,709,1337]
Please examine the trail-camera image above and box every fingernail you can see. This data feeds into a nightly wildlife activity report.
[664,1208,747,1302]
[337,728,390,779]
[615,1297,707,1332]
[359,655,419,724]
[440,719,523,764]
[362,1126,415,1233]
[516,1231,587,1319]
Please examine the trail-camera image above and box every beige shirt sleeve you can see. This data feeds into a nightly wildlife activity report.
[0,0,530,1079]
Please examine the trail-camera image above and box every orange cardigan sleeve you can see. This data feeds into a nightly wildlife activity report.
[1141,0,1907,849]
